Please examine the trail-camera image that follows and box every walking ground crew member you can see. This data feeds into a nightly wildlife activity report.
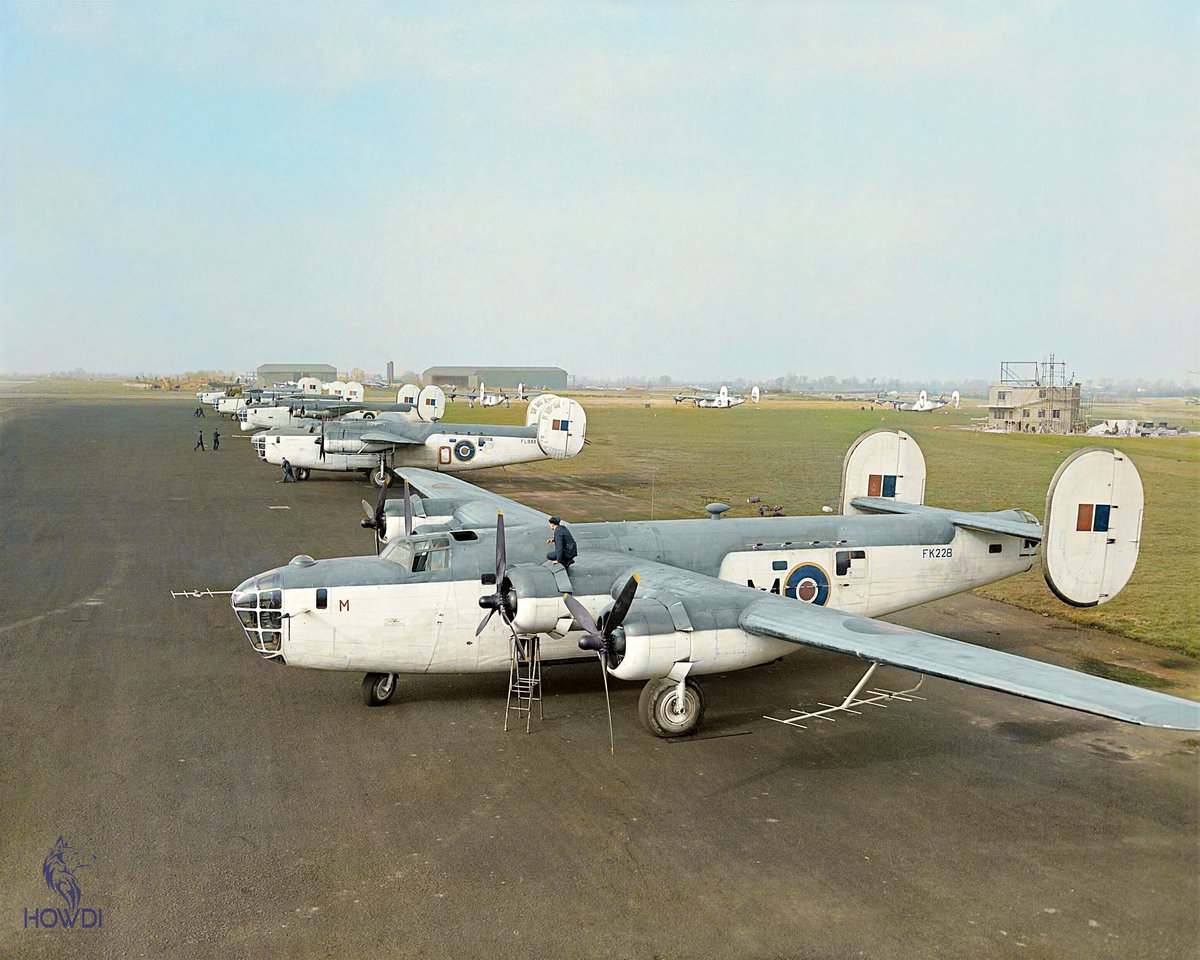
[546,516,577,568]
[194,430,205,451]
[281,458,296,482]
[212,429,220,451]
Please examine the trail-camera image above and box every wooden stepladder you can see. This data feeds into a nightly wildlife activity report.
[504,635,543,733]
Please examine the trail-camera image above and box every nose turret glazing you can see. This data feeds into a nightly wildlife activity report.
[251,435,267,459]
[231,572,284,658]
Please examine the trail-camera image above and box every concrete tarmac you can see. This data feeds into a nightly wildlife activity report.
[1,398,1197,960]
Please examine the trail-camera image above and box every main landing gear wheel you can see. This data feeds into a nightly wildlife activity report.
[362,672,397,707]
[295,468,310,481]
[370,465,392,487]
[639,677,706,738]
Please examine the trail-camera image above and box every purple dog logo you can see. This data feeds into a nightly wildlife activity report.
[23,836,104,931]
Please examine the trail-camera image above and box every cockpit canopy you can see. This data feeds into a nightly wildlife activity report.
[380,534,451,573]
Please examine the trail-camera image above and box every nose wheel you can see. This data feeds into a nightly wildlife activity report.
[362,672,398,707]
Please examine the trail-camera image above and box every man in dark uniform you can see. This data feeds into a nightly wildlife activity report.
[546,516,577,568]
[281,458,296,482]
[194,430,205,451]
[212,429,220,451]
[194,405,206,417]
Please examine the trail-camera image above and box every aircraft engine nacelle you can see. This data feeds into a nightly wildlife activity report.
[525,393,560,427]
[416,385,446,423]
[602,600,692,682]
[536,397,586,460]
[503,564,567,635]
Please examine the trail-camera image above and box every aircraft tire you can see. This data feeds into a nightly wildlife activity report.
[370,466,392,488]
[295,468,310,481]
[639,678,706,738]
[362,672,397,707]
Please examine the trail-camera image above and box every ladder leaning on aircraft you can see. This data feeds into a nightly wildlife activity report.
[228,429,1200,740]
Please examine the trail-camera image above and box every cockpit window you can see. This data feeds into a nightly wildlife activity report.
[381,536,450,573]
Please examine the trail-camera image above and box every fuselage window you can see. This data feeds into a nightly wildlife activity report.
[989,543,1003,554]
[316,588,328,609]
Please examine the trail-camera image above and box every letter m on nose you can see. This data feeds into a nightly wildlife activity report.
[339,599,351,612]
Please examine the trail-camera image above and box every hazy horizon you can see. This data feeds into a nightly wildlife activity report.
[2,4,1197,382]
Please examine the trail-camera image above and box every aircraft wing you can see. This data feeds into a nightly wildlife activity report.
[358,426,422,445]
[393,467,550,526]
[583,552,1199,730]
[850,497,1043,542]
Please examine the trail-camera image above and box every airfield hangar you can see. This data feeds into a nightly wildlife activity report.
[988,358,1083,435]
[257,363,338,387]
[422,366,569,391]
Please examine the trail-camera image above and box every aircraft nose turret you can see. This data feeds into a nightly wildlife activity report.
[231,572,284,659]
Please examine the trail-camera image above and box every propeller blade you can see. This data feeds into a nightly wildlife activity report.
[319,420,326,461]
[361,499,376,523]
[403,479,413,537]
[562,592,601,639]
[597,650,615,755]
[606,574,639,633]
[476,606,496,636]
[494,511,506,583]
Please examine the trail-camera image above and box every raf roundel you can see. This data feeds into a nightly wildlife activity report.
[784,562,830,606]
[453,439,476,462]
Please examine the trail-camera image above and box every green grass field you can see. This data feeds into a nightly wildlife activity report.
[447,393,1199,657]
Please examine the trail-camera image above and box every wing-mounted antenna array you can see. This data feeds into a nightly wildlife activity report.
[1043,447,1143,607]
[416,385,446,423]
[536,397,586,460]
[840,429,927,515]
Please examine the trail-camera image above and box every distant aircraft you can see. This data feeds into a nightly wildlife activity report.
[673,385,761,409]
[239,387,447,431]
[444,382,535,408]
[874,390,960,412]
[251,396,586,484]
[230,428,1199,739]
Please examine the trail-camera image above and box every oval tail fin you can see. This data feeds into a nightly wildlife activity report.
[1043,448,1143,607]
[536,397,587,460]
[839,429,927,515]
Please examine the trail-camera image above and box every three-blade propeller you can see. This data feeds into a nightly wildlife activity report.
[476,512,510,636]
[360,472,410,554]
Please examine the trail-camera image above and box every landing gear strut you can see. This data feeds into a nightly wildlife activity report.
[370,458,392,487]
[639,677,706,738]
[362,672,397,706]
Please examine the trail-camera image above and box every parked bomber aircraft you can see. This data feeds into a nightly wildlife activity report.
[239,386,447,431]
[874,389,960,412]
[442,382,533,407]
[251,395,586,484]
[673,385,760,408]
[231,429,1199,738]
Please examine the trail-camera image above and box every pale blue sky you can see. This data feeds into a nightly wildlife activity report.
[1,2,1196,381]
